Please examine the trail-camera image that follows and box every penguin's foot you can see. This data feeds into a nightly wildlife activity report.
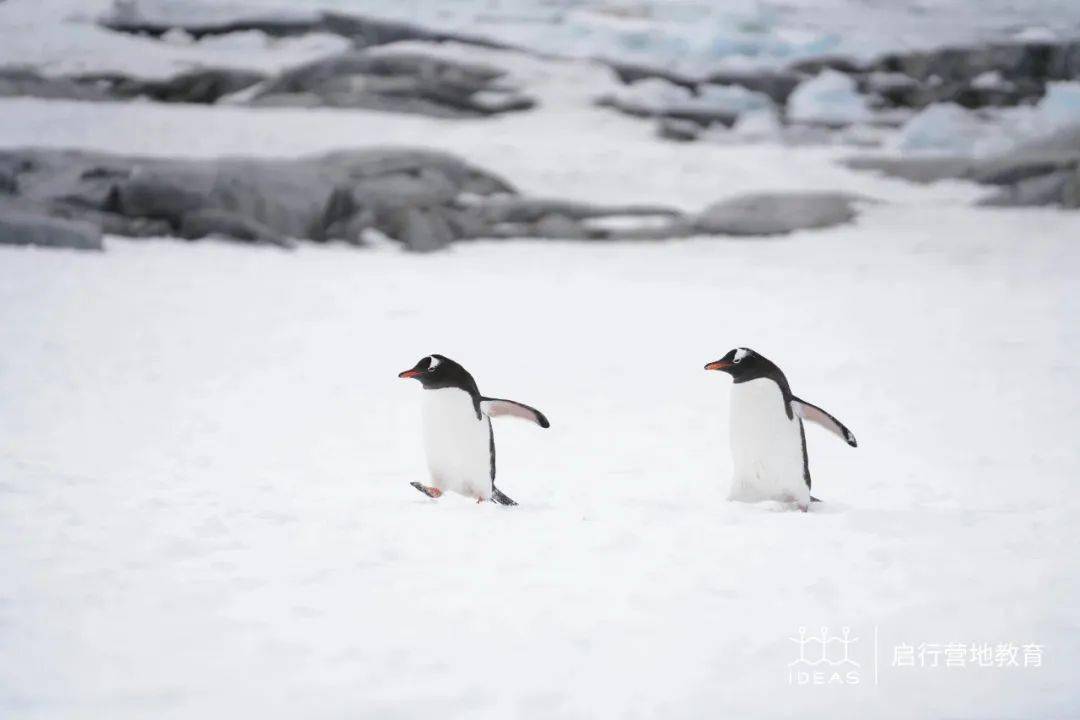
[797,502,809,513]
[410,482,442,499]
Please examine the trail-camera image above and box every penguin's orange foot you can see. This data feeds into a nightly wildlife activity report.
[476,497,484,504]
[410,482,442,498]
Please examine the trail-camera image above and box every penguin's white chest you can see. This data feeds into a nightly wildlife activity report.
[422,388,493,500]
[728,378,809,505]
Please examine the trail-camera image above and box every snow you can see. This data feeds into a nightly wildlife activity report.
[1,1,1080,718]
[607,77,773,116]
[787,70,872,126]
[2,207,1078,719]
[0,0,348,79]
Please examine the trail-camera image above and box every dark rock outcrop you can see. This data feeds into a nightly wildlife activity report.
[249,51,534,117]
[704,70,803,106]
[0,147,873,250]
[843,123,1080,208]
[96,67,267,104]
[0,147,516,251]
[0,66,113,102]
[100,3,519,52]
[864,40,1080,110]
[657,117,702,142]
[0,203,104,250]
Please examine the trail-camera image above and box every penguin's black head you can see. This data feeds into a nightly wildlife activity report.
[705,347,783,384]
[398,354,478,393]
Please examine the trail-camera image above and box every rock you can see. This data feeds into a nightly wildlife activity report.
[789,56,865,75]
[115,167,216,223]
[250,50,533,118]
[100,2,520,52]
[0,66,113,102]
[704,70,803,106]
[978,168,1080,207]
[0,205,104,250]
[179,209,291,246]
[533,214,590,239]
[388,207,457,252]
[0,147,514,247]
[694,192,863,236]
[657,117,701,142]
[606,62,698,92]
[472,197,680,224]
[103,67,266,104]
[99,2,322,39]
[872,40,1080,109]
[842,156,976,184]
[972,155,1080,185]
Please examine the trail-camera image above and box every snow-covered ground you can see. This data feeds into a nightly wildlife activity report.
[2,1,1080,718]
[3,206,1078,719]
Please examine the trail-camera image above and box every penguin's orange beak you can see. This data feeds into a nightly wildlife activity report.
[705,360,732,371]
[398,369,423,379]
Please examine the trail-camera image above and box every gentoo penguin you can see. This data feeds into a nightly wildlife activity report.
[704,348,857,512]
[398,354,549,505]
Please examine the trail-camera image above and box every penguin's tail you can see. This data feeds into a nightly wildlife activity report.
[491,486,518,506]
[810,496,822,503]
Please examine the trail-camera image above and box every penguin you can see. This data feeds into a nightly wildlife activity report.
[398,354,549,505]
[704,348,857,512]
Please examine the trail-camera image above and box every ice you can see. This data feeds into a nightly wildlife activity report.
[893,103,1009,156]
[1035,80,1080,128]
[609,77,772,115]
[787,70,872,126]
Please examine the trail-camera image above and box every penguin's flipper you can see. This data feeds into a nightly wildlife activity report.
[479,398,550,428]
[490,486,518,506]
[791,396,857,447]
[410,481,443,498]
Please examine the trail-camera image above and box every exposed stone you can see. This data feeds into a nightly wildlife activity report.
[472,197,680,224]
[657,117,702,142]
[533,213,590,239]
[606,61,698,92]
[388,207,457,252]
[0,147,515,248]
[179,208,291,246]
[842,156,976,184]
[789,56,865,75]
[100,67,267,104]
[704,70,803,106]
[100,3,520,52]
[0,205,104,250]
[0,66,113,102]
[977,169,1079,207]
[249,50,533,118]
[694,192,864,236]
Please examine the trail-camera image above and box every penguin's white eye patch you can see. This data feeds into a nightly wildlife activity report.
[733,348,750,363]
[427,355,441,371]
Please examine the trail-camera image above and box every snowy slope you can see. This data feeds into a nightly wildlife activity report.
[1,209,1078,719]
